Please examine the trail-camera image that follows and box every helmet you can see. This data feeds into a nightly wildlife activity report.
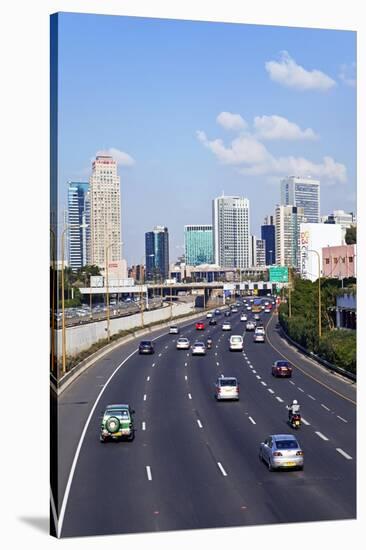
[293,399,298,405]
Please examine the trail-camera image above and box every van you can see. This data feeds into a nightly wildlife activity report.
[229,335,244,351]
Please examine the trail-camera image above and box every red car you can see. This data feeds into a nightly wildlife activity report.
[195,322,205,330]
[272,360,292,377]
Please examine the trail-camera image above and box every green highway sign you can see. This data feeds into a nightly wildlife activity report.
[269,266,289,283]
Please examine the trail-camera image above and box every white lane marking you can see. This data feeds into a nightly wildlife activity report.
[57,346,145,537]
[289,380,295,385]
[276,396,284,403]
[197,420,203,429]
[146,376,150,381]
[315,431,329,441]
[165,345,168,349]
[217,462,228,476]
[256,375,261,379]
[248,416,256,425]
[337,415,348,423]
[184,362,188,366]
[188,393,192,400]
[252,370,257,374]
[216,345,218,348]
[146,466,152,481]
[249,365,253,369]
[308,394,316,400]
[260,381,267,386]
[152,363,155,367]
[142,422,146,431]
[302,418,310,426]
[216,362,220,366]
[184,375,188,381]
[215,352,218,356]
[298,387,305,393]
[187,353,189,357]
[336,448,353,460]
[321,404,331,411]
[143,394,147,401]
[158,353,162,357]
[268,389,275,394]
[246,360,250,364]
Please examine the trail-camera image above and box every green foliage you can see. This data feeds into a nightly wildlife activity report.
[345,225,356,244]
[279,273,356,374]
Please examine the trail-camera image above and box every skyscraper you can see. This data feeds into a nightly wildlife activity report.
[212,195,250,269]
[67,181,89,270]
[275,205,305,269]
[145,226,169,281]
[281,175,320,223]
[256,239,266,267]
[89,155,122,269]
[184,225,213,266]
[261,216,276,266]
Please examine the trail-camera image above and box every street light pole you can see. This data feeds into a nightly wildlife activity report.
[308,249,322,339]
[106,240,124,341]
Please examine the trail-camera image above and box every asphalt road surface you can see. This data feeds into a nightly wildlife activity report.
[54,304,356,538]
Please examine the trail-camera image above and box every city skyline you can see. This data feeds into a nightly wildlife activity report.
[57,13,356,265]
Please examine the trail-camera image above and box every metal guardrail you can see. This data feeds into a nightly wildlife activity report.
[278,324,356,382]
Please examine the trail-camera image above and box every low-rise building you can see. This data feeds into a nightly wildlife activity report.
[322,244,356,279]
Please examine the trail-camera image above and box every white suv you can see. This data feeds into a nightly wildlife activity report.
[229,335,244,351]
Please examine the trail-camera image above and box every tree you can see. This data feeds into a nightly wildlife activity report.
[345,225,356,245]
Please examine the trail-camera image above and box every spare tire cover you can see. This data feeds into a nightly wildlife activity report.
[106,416,120,434]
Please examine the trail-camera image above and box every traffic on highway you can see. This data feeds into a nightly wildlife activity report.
[55,295,356,538]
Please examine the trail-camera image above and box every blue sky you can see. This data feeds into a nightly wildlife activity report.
[56,12,356,264]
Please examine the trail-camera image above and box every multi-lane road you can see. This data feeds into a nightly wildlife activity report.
[53,301,356,538]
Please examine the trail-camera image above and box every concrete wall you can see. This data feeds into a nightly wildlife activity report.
[56,302,194,357]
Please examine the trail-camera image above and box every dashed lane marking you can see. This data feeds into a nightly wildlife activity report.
[146,466,152,481]
[256,375,261,380]
[321,404,331,411]
[142,422,146,431]
[197,420,203,429]
[302,418,310,426]
[289,380,295,385]
[308,394,316,400]
[315,431,329,441]
[268,389,275,394]
[146,376,150,381]
[152,363,155,368]
[336,448,352,460]
[298,387,305,393]
[260,381,267,386]
[217,462,228,476]
[276,396,284,403]
[184,375,188,381]
[337,415,348,423]
[248,416,256,425]
[188,393,192,400]
[143,394,147,401]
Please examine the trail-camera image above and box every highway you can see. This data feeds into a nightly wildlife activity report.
[54,301,356,538]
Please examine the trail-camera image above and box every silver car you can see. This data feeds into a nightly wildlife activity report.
[215,376,239,400]
[253,331,265,342]
[169,325,180,334]
[222,322,232,331]
[259,434,304,471]
[246,321,256,331]
[176,337,190,350]
[191,341,206,355]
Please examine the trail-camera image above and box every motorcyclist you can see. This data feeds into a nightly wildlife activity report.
[206,337,213,348]
[286,399,300,421]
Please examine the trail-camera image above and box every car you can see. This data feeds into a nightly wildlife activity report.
[246,306,252,311]
[264,308,271,313]
[231,307,238,313]
[272,360,293,377]
[191,341,206,355]
[195,322,205,330]
[259,434,304,471]
[206,312,213,318]
[100,404,135,442]
[255,326,265,334]
[254,313,260,321]
[209,318,217,326]
[214,309,221,316]
[222,322,232,331]
[246,321,256,331]
[169,325,179,334]
[215,375,240,400]
[264,301,269,306]
[138,340,154,354]
[253,331,265,343]
[261,305,265,310]
[250,298,254,303]
[229,335,244,351]
[176,337,190,350]
[224,311,231,317]
[240,314,247,322]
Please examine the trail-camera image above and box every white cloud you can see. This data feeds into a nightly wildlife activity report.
[216,111,247,131]
[197,129,346,184]
[96,147,135,166]
[254,115,317,140]
[338,62,356,87]
[265,51,336,91]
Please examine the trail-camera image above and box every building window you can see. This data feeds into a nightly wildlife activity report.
[334,258,338,264]
[325,258,330,264]
[349,257,353,263]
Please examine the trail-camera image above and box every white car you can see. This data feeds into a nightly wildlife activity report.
[240,314,247,322]
[169,325,179,334]
[231,307,238,313]
[264,308,271,313]
[215,376,240,401]
[246,306,252,311]
[222,322,232,331]
[253,331,265,342]
[246,321,256,331]
[229,335,244,351]
[191,341,206,355]
[206,312,213,318]
[176,337,190,350]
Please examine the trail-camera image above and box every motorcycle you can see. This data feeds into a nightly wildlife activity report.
[289,413,302,429]
[206,339,213,349]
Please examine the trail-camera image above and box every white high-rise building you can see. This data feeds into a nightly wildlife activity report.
[89,155,122,269]
[275,205,306,269]
[212,195,250,269]
[281,175,320,223]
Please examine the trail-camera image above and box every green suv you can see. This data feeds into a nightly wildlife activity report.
[100,404,135,442]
